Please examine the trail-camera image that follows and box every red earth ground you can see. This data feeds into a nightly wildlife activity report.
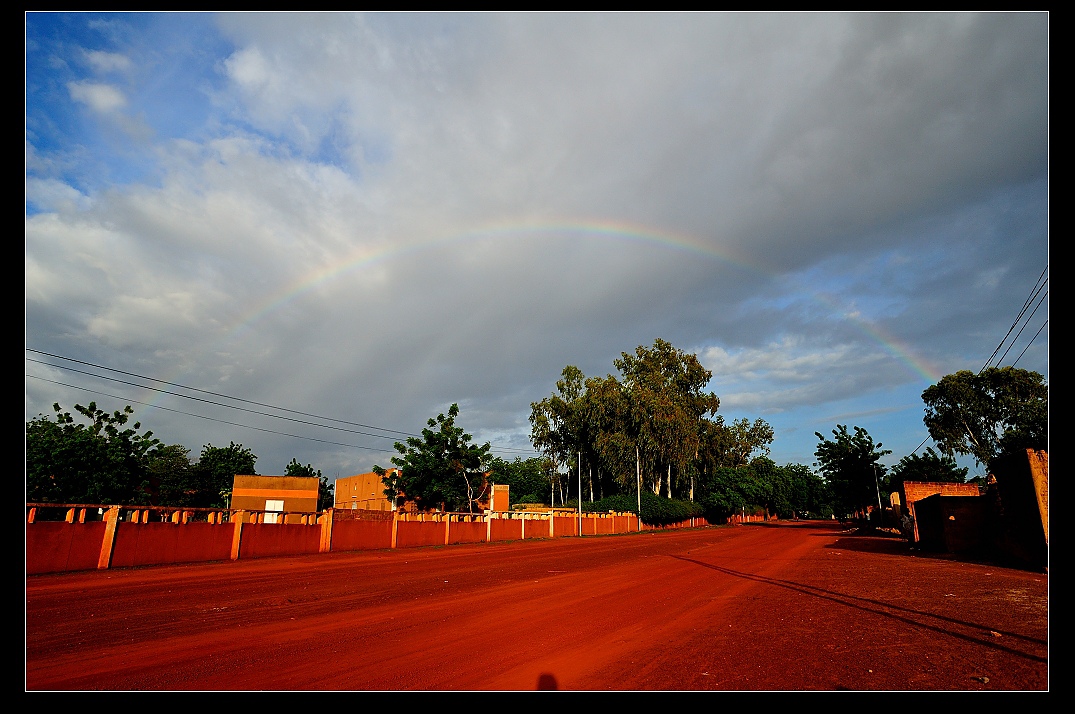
[24,520,1048,692]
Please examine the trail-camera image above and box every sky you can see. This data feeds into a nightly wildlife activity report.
[25,12,1049,485]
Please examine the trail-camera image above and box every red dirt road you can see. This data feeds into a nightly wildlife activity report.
[25,520,1048,691]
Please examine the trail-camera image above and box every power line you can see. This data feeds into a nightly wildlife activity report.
[996,290,1047,366]
[981,266,1048,373]
[27,375,395,453]
[27,348,415,437]
[26,349,539,457]
[1012,320,1048,369]
[26,357,405,442]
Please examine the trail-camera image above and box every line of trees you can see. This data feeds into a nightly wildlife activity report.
[26,401,334,509]
[528,339,831,521]
[25,351,1046,524]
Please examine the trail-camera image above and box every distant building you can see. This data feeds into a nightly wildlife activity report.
[334,470,397,512]
[334,469,500,513]
[231,475,319,523]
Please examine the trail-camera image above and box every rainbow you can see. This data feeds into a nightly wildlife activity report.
[220,218,943,384]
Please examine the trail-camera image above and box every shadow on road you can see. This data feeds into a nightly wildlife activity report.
[670,554,1047,664]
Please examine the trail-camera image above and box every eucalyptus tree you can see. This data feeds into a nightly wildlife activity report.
[613,339,720,497]
[922,367,1047,468]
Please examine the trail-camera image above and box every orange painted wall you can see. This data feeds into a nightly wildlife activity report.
[490,518,522,541]
[553,515,578,537]
[331,519,393,551]
[491,484,510,512]
[111,522,232,568]
[448,521,486,545]
[26,521,107,575]
[395,521,445,548]
[238,523,322,559]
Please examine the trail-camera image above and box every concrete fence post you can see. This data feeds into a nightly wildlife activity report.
[231,511,246,561]
[319,509,333,553]
[97,505,120,570]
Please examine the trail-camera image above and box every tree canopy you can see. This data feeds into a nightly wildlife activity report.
[884,447,968,496]
[814,425,891,517]
[530,339,726,501]
[922,367,1047,468]
[374,403,492,512]
[285,458,334,510]
[193,442,257,508]
[26,402,161,505]
[487,456,557,505]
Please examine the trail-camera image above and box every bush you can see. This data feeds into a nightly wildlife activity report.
[583,492,704,526]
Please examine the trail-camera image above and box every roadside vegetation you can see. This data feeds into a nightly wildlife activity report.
[25,341,1046,527]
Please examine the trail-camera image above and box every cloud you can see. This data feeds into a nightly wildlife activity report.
[67,80,127,114]
[25,13,1048,478]
[84,49,132,74]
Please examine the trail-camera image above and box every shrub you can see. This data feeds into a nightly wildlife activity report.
[584,491,704,526]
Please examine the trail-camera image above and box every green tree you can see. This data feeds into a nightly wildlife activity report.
[192,442,257,508]
[285,458,334,510]
[814,425,891,518]
[614,339,721,497]
[374,404,492,512]
[784,462,833,518]
[529,365,589,504]
[487,456,556,505]
[26,402,161,505]
[146,444,195,506]
[884,447,968,496]
[531,340,727,503]
[922,367,1048,468]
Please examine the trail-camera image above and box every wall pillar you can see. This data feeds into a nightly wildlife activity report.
[231,511,246,560]
[97,505,120,570]
[318,510,333,553]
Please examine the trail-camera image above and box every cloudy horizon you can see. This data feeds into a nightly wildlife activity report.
[26,12,1048,482]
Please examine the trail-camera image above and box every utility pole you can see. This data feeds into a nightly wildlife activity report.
[873,464,883,527]
[636,445,642,532]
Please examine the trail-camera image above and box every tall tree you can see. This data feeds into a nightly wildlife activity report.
[884,447,968,496]
[784,462,833,519]
[192,442,257,508]
[814,425,891,517]
[613,339,720,496]
[922,367,1048,468]
[26,402,161,505]
[146,444,195,506]
[529,365,587,495]
[375,404,492,513]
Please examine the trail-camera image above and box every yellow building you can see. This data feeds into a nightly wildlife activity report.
[231,475,319,523]
[334,470,397,512]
